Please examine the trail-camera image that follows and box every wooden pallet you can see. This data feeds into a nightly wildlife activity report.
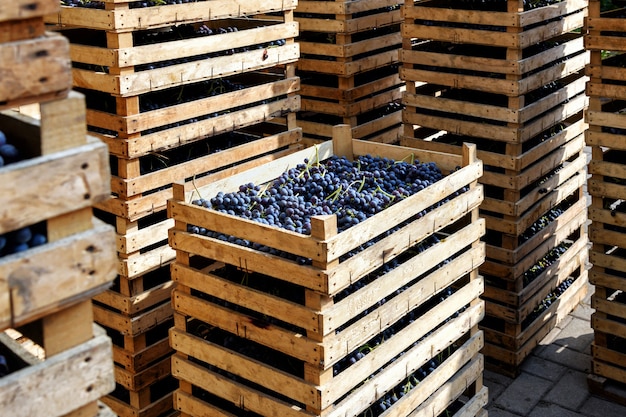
[403,0,587,50]
[168,126,485,415]
[0,327,115,417]
[0,0,59,43]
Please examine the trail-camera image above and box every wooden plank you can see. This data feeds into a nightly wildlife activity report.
[2,219,116,329]
[93,300,173,336]
[114,356,171,391]
[0,32,71,109]
[0,0,59,22]
[48,0,299,32]
[93,280,175,315]
[0,332,115,417]
[69,21,298,68]
[295,0,400,15]
[74,44,300,97]
[297,8,401,34]
[0,136,111,235]
[103,390,174,417]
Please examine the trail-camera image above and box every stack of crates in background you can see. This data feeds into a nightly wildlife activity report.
[585,0,626,405]
[46,0,302,416]
[167,125,488,416]
[401,0,590,376]
[292,0,404,144]
[0,1,117,416]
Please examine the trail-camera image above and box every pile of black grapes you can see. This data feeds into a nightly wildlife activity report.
[0,130,48,256]
[0,130,20,168]
[190,153,447,236]
[0,225,47,257]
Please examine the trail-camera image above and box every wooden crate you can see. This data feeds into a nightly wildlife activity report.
[295,0,402,36]
[47,0,298,32]
[481,175,586,236]
[403,78,587,145]
[0,0,59,43]
[96,127,303,225]
[0,326,115,417]
[403,69,587,128]
[402,35,588,98]
[585,3,626,53]
[403,0,587,50]
[295,103,403,144]
[484,193,588,265]
[401,112,586,171]
[167,126,485,416]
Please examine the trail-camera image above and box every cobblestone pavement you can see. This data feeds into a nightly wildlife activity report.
[484,283,626,417]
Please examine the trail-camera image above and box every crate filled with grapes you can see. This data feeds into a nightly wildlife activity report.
[286,0,404,144]
[167,125,487,416]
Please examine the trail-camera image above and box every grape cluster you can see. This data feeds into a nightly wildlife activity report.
[190,154,446,237]
[523,242,571,286]
[0,226,47,257]
[0,130,20,168]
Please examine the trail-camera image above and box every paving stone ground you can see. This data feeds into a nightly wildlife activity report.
[483,282,626,417]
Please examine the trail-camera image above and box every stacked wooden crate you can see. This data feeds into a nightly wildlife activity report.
[401,0,590,376]
[292,0,404,144]
[167,125,487,416]
[46,0,302,416]
[585,0,626,405]
[0,1,117,415]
